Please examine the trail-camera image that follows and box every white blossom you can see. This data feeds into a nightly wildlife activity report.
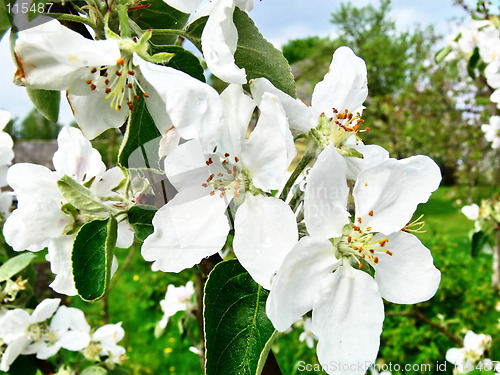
[163,0,254,84]
[267,152,442,375]
[142,85,298,289]
[3,127,131,295]
[159,281,195,329]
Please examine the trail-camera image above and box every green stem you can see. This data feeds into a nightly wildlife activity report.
[152,28,198,44]
[49,14,98,29]
[116,4,130,37]
[279,150,317,201]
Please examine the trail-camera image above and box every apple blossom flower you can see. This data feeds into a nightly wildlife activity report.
[14,20,224,148]
[481,116,500,149]
[142,85,298,289]
[250,47,389,182]
[85,322,126,365]
[3,126,132,295]
[266,150,442,375]
[0,110,14,217]
[446,331,492,374]
[29,305,91,360]
[158,281,195,329]
[0,298,60,371]
[164,0,254,84]
[298,317,316,349]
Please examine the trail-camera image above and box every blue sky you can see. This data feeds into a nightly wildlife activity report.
[0,0,470,125]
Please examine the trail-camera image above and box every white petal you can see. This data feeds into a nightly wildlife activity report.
[35,342,61,360]
[47,237,78,296]
[461,204,480,221]
[304,145,350,239]
[67,90,129,139]
[141,191,230,272]
[163,0,203,13]
[163,139,210,194]
[90,167,125,198]
[344,144,389,180]
[53,127,106,182]
[93,323,125,345]
[375,231,440,304]
[15,20,121,93]
[242,93,295,191]
[445,348,466,365]
[312,46,368,118]
[0,335,31,372]
[31,298,61,323]
[266,236,337,331]
[0,309,31,342]
[218,84,256,156]
[7,163,60,204]
[250,77,316,133]
[116,220,135,248]
[4,198,70,252]
[159,127,181,159]
[233,194,298,289]
[137,58,224,152]
[58,330,91,351]
[50,306,90,334]
[312,266,384,375]
[201,0,247,84]
[354,156,441,235]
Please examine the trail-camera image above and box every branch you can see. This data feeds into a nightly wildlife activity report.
[387,306,463,346]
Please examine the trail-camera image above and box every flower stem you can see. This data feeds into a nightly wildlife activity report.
[49,14,97,29]
[279,149,317,201]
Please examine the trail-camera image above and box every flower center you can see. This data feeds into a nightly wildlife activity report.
[315,109,369,149]
[202,153,246,199]
[85,57,149,111]
[333,220,391,269]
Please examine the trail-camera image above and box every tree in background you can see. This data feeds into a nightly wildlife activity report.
[282,0,499,190]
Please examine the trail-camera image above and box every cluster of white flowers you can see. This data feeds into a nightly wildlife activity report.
[3,126,134,296]
[462,198,500,229]
[0,298,126,372]
[4,0,444,370]
[0,110,13,218]
[445,331,493,374]
[447,17,500,148]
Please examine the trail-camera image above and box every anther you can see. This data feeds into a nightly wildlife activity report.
[86,79,93,85]
[128,70,135,75]
[224,153,230,157]
[368,210,374,216]
[116,58,125,66]
[105,88,112,94]
[91,67,97,73]
[90,84,97,91]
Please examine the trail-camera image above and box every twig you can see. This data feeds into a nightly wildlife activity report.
[387,306,463,346]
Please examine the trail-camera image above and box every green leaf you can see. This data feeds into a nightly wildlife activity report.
[186,9,297,98]
[8,354,38,375]
[0,0,12,41]
[0,252,37,282]
[467,47,481,80]
[471,230,490,257]
[150,44,205,82]
[127,205,157,241]
[204,259,276,375]
[118,95,161,170]
[57,175,113,214]
[81,366,108,375]
[26,88,60,123]
[72,217,117,301]
[131,0,188,45]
